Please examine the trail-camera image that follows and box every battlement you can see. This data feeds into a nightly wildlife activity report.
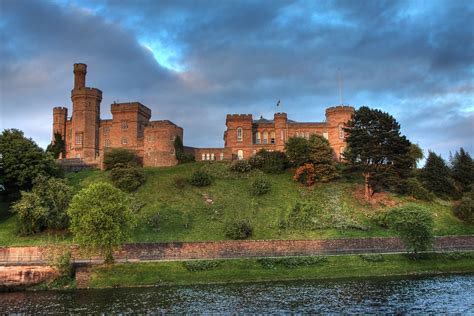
[53,107,68,113]
[226,114,253,121]
[111,102,152,118]
[274,112,287,119]
[146,120,180,129]
[73,63,87,73]
[71,87,103,99]
[325,105,355,114]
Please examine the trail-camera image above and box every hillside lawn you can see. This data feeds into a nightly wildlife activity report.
[0,161,472,246]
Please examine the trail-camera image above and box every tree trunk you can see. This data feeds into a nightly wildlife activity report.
[363,173,372,201]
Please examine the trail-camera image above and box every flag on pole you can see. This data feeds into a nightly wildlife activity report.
[276,100,280,107]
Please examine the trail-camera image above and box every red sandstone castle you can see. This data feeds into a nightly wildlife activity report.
[52,64,354,167]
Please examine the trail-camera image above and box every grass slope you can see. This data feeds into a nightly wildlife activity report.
[0,162,472,246]
[89,254,474,288]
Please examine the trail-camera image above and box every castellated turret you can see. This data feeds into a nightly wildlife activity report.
[73,63,87,89]
[52,107,67,139]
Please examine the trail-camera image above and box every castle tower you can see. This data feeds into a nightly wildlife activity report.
[325,106,355,160]
[225,114,253,159]
[52,107,67,140]
[70,63,102,161]
[274,112,288,150]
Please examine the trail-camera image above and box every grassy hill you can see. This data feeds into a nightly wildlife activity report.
[0,162,472,246]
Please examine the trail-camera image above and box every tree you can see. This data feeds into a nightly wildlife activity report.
[103,148,140,170]
[420,151,457,198]
[453,187,473,223]
[450,148,474,193]
[408,144,424,169]
[285,137,311,167]
[256,150,288,174]
[46,132,66,159]
[67,182,136,263]
[11,175,72,235]
[110,163,146,192]
[0,129,62,199]
[308,134,337,182]
[344,107,412,200]
[387,205,434,255]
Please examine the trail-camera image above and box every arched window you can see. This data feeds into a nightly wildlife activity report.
[263,131,268,144]
[211,153,215,160]
[339,124,344,139]
[237,150,244,160]
[206,153,210,160]
[237,127,243,141]
[281,130,284,141]
[255,132,261,144]
[323,132,329,140]
[121,137,128,145]
[202,153,206,161]
[270,131,276,144]
[220,153,224,160]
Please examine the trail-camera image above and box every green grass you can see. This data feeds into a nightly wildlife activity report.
[0,162,472,246]
[88,253,474,288]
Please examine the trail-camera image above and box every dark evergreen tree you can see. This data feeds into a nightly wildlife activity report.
[420,151,456,198]
[450,148,474,193]
[408,143,424,169]
[343,106,412,200]
[285,137,310,167]
[46,132,66,159]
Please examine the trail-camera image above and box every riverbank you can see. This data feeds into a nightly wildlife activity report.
[87,252,474,289]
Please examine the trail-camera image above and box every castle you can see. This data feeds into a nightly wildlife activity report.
[52,64,354,167]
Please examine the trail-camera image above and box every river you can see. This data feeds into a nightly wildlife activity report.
[1,274,473,314]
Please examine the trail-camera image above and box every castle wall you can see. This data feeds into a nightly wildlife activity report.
[143,121,183,167]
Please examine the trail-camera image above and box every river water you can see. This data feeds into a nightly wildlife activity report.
[1,274,473,314]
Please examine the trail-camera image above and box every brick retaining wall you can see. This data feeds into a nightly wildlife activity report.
[1,236,473,263]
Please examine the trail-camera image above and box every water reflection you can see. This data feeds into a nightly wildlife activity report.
[0,274,473,314]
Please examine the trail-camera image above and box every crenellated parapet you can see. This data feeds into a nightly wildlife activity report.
[226,114,253,122]
[325,105,355,114]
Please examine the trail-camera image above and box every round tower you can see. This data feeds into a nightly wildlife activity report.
[325,106,355,161]
[52,107,67,139]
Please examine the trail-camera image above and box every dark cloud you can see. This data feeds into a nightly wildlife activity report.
[0,0,472,159]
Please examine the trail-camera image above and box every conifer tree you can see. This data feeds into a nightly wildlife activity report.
[450,148,474,193]
[420,151,456,198]
[46,132,66,159]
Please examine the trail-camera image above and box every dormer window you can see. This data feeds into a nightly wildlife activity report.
[237,127,243,141]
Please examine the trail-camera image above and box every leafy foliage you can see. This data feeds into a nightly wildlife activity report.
[251,177,272,196]
[67,182,136,263]
[46,132,66,159]
[420,151,457,198]
[183,260,223,271]
[174,136,195,164]
[11,175,72,235]
[110,163,146,192]
[285,137,311,167]
[0,129,63,199]
[255,149,288,174]
[402,177,434,201]
[293,164,316,186]
[257,256,327,269]
[453,188,473,223]
[224,219,253,239]
[386,205,434,254]
[408,144,424,169]
[450,148,474,193]
[343,107,412,199]
[248,155,265,169]
[230,160,252,173]
[103,148,140,170]
[359,254,385,262]
[190,170,212,187]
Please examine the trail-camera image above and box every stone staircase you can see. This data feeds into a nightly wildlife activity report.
[75,266,91,289]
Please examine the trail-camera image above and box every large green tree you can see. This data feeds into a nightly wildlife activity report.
[0,129,62,199]
[343,107,412,200]
[450,148,474,193]
[285,137,311,167]
[46,132,66,159]
[67,182,136,263]
[420,151,457,198]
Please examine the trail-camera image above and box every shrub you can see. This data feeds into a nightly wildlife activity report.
[103,149,140,170]
[257,256,327,269]
[256,150,288,174]
[174,136,195,164]
[224,219,253,239]
[386,204,434,254]
[183,260,223,272]
[230,160,252,173]
[293,163,316,186]
[359,254,385,262]
[173,176,188,189]
[147,212,161,231]
[403,178,434,201]
[12,192,48,235]
[190,170,212,187]
[285,137,311,167]
[453,188,473,223]
[110,163,145,192]
[251,177,272,196]
[313,163,338,183]
[248,155,264,169]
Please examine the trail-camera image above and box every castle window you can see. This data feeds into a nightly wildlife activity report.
[202,154,206,161]
[281,131,284,141]
[206,153,210,160]
[211,153,215,160]
[121,120,128,129]
[104,139,110,147]
[68,144,72,150]
[323,132,328,140]
[339,125,344,139]
[270,131,275,144]
[237,150,244,160]
[121,137,128,145]
[263,131,268,144]
[170,148,175,155]
[103,127,110,135]
[255,132,261,144]
[237,127,243,141]
[68,129,72,140]
[220,153,224,160]
[75,133,83,145]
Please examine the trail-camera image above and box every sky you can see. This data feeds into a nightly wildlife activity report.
[0,0,473,162]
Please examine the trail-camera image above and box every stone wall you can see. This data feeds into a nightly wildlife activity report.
[0,266,57,288]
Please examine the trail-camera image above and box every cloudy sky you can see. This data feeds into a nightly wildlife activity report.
[1,0,473,161]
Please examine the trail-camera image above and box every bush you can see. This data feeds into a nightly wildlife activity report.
[293,163,316,186]
[174,136,195,164]
[147,212,161,231]
[403,178,434,201]
[248,155,264,169]
[257,256,327,269]
[183,260,223,272]
[453,188,473,223]
[103,149,140,170]
[230,160,252,173]
[285,137,311,167]
[256,150,288,174]
[110,163,145,192]
[251,177,272,196]
[12,192,48,235]
[190,170,212,187]
[359,254,385,262]
[386,204,434,254]
[224,219,253,239]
